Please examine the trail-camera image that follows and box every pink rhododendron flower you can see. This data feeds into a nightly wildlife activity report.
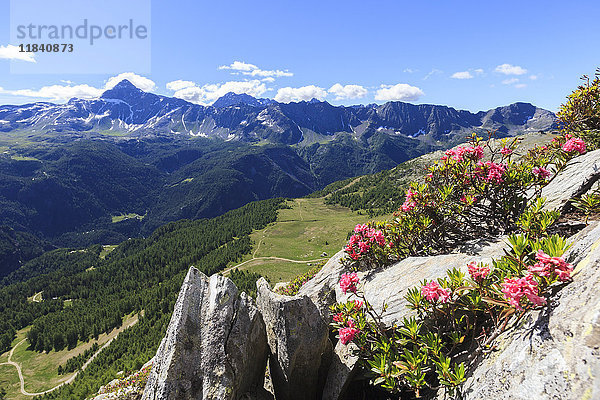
[475,161,506,184]
[562,138,586,154]
[468,262,490,282]
[528,250,573,281]
[358,241,371,253]
[421,281,451,303]
[354,224,368,233]
[333,312,344,323]
[532,167,551,179]
[444,148,464,162]
[444,146,484,162]
[339,319,359,345]
[402,188,417,212]
[501,274,546,310]
[500,147,513,156]
[339,273,359,294]
[469,146,484,160]
[344,224,387,260]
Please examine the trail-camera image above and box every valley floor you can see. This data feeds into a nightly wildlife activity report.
[223,197,389,283]
[0,313,139,400]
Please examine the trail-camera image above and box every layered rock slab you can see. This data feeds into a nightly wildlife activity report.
[256,278,331,400]
[452,221,600,400]
[541,148,600,212]
[143,267,268,400]
[298,239,506,399]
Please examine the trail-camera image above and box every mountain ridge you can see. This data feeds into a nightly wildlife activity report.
[0,79,556,145]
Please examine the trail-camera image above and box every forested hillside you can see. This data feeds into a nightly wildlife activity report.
[0,198,286,398]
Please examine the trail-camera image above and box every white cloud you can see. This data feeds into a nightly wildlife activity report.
[495,64,527,75]
[166,80,196,91]
[219,60,293,78]
[474,68,484,75]
[451,71,473,80]
[172,80,267,105]
[515,83,527,89]
[423,69,443,80]
[403,68,418,73]
[262,77,276,83]
[374,83,424,102]
[274,85,327,103]
[9,84,103,101]
[105,72,156,92]
[3,72,156,102]
[219,61,257,72]
[328,83,367,100]
[529,75,538,80]
[0,45,36,62]
[502,78,519,85]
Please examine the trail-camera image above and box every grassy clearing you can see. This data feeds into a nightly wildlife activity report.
[111,213,145,223]
[226,197,388,283]
[232,259,317,283]
[0,313,138,398]
[0,364,21,400]
[10,155,39,161]
[99,245,118,259]
[170,177,194,187]
[252,198,384,260]
[26,292,42,303]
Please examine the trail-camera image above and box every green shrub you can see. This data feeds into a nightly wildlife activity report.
[557,68,600,149]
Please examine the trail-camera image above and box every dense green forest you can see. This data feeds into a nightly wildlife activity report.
[0,131,435,254]
[0,198,285,399]
[0,138,314,247]
[316,154,435,216]
[0,225,52,278]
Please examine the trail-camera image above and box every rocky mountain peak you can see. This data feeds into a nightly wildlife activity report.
[101,79,146,101]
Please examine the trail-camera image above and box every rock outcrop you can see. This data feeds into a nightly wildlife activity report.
[451,221,600,400]
[296,238,506,399]
[256,278,331,400]
[143,267,268,400]
[541,148,600,212]
[144,147,600,400]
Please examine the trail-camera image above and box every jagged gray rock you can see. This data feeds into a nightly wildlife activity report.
[143,267,268,400]
[541,148,600,212]
[298,240,506,399]
[256,278,331,400]
[321,342,359,400]
[351,239,507,327]
[448,221,600,400]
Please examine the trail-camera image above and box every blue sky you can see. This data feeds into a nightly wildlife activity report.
[0,0,599,111]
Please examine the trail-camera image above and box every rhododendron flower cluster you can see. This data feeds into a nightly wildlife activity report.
[532,166,551,179]
[344,224,386,260]
[528,250,573,281]
[467,262,490,282]
[340,272,359,294]
[474,161,507,184]
[500,147,513,156]
[339,319,359,344]
[421,281,451,303]
[401,188,418,212]
[441,145,484,162]
[501,274,546,310]
[562,137,586,154]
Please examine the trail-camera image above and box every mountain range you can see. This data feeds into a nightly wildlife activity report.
[0,79,555,145]
[0,80,557,276]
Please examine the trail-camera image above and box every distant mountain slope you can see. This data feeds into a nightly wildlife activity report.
[0,80,556,145]
[0,81,557,246]
[0,226,51,278]
[0,139,319,245]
